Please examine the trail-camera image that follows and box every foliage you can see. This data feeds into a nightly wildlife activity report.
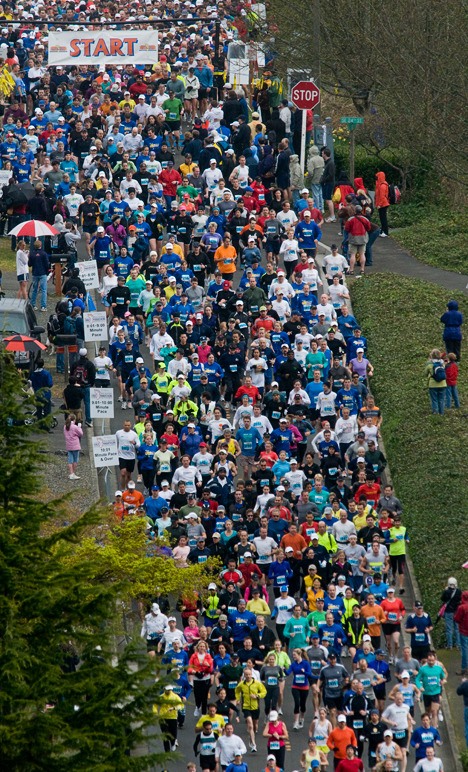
[0,351,170,771]
[461,748,468,772]
[350,275,467,645]
[334,143,407,188]
[67,516,219,606]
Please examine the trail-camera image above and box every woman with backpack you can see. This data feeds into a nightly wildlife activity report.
[64,413,83,481]
[375,171,390,237]
[425,348,447,415]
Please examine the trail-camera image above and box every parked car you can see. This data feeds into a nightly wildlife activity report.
[0,298,45,368]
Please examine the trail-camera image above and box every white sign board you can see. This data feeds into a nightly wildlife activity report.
[92,434,119,468]
[76,260,99,290]
[48,30,158,66]
[84,311,108,342]
[90,387,114,419]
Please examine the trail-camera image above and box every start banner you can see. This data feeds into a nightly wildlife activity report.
[48,30,158,66]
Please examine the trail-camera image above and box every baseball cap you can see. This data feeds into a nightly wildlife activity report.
[401,670,410,679]
[208,583,217,590]
[415,601,423,608]
[280,585,289,593]
[285,546,294,553]
[384,729,393,737]
[337,714,346,722]
[362,634,371,641]
[115,490,122,497]
[127,481,135,489]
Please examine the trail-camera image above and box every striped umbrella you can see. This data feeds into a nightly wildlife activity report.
[3,334,47,353]
[8,220,59,238]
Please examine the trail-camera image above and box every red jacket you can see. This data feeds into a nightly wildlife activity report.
[445,361,459,386]
[159,169,182,196]
[454,591,468,635]
[344,214,371,237]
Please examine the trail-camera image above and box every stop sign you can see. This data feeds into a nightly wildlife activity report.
[291,80,320,110]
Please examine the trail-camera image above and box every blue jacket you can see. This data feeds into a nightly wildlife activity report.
[179,428,202,457]
[228,609,257,642]
[410,725,441,760]
[28,249,49,277]
[31,367,53,399]
[440,300,463,341]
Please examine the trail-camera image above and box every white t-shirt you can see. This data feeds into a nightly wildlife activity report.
[316,390,337,417]
[252,535,277,565]
[93,354,113,380]
[274,594,296,623]
[323,253,348,276]
[246,356,268,387]
[279,237,300,262]
[250,414,273,438]
[115,429,140,459]
[414,758,444,772]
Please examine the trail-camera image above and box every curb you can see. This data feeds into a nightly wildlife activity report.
[314,241,464,772]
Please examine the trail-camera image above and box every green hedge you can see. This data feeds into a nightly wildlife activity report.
[333,142,434,192]
[392,208,468,274]
[351,275,467,644]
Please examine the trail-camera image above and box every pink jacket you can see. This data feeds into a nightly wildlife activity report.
[64,421,83,451]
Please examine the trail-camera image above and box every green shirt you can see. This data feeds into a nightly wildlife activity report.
[389,526,408,556]
[177,184,199,200]
[283,616,309,648]
[306,351,327,378]
[415,663,445,696]
[163,97,183,121]
[126,276,146,306]
[306,610,327,633]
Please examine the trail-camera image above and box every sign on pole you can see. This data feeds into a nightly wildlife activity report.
[90,388,114,419]
[84,311,108,342]
[291,80,321,111]
[340,116,364,125]
[92,435,119,468]
[76,260,99,290]
[48,30,158,67]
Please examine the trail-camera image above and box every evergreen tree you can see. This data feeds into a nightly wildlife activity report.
[0,352,168,771]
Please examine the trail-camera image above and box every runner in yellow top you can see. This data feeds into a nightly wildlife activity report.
[235,668,267,752]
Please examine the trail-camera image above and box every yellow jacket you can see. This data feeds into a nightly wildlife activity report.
[156,690,184,719]
[235,679,267,710]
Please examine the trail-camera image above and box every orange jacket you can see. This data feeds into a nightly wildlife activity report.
[375,171,389,208]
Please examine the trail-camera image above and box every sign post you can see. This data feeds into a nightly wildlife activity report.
[291,80,321,174]
[76,260,99,291]
[340,116,364,182]
[92,435,119,468]
[83,311,108,342]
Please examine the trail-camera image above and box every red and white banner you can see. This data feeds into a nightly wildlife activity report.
[48,30,158,66]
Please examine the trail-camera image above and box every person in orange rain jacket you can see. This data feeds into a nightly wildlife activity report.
[375,171,390,237]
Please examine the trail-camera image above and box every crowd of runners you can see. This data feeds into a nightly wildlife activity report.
[0,1,466,770]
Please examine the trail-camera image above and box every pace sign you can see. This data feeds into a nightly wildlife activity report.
[291,80,321,111]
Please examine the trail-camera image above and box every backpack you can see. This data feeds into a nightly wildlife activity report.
[73,363,88,386]
[56,232,70,253]
[47,313,62,341]
[388,183,401,205]
[63,315,77,335]
[433,361,446,382]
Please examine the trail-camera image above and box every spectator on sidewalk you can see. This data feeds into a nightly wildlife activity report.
[454,591,468,676]
[28,238,50,311]
[440,577,462,649]
[64,413,83,480]
[30,358,53,426]
[456,676,468,746]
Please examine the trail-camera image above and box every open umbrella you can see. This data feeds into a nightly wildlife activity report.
[8,220,59,238]
[3,334,47,353]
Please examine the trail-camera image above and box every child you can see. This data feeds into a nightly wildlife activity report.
[445,352,460,408]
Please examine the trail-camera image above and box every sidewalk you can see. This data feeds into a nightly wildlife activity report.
[320,221,468,292]
[2,267,99,515]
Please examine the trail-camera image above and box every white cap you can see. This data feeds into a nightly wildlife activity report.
[136,356,144,363]
[97,225,104,232]
[161,480,169,486]
[127,481,135,489]
[277,485,285,492]
[362,634,371,641]
[290,459,298,464]
[79,347,87,356]
[209,158,217,164]
[208,582,217,589]
[268,710,278,721]
[384,729,393,737]
[356,347,364,353]
[300,188,309,194]
[337,714,347,722]
[243,551,252,557]
[185,512,197,519]
[285,546,294,553]
[401,670,410,679]
[115,490,122,496]
[303,209,311,216]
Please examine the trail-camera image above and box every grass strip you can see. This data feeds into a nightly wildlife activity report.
[351,274,468,633]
